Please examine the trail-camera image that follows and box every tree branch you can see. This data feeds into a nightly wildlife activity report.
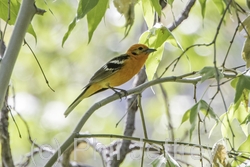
[76,133,213,150]
[168,0,196,31]
[44,71,237,166]
[110,69,147,167]
[0,0,38,112]
[1,87,14,167]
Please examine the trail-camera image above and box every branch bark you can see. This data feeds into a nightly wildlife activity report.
[0,85,14,167]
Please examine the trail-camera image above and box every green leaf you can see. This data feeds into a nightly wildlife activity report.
[231,135,250,166]
[151,0,162,16]
[199,100,217,120]
[181,100,215,140]
[209,113,225,138]
[239,15,250,33]
[139,23,181,80]
[234,75,250,110]
[76,0,99,19]
[198,0,207,18]
[139,24,172,48]
[242,37,250,68]
[230,77,239,89]
[247,0,250,9]
[239,135,250,151]
[151,154,181,167]
[168,0,174,7]
[142,0,154,28]
[242,113,250,125]
[151,155,166,167]
[0,0,36,40]
[221,104,249,138]
[212,0,225,15]
[62,0,99,46]
[232,103,249,135]
[87,0,109,43]
[181,109,191,124]
[62,18,77,47]
[145,45,164,81]
[199,66,224,83]
[189,102,199,140]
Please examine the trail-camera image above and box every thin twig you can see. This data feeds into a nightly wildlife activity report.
[137,94,148,167]
[23,40,55,92]
[76,133,213,150]
[157,79,175,155]
[197,113,204,167]
[221,24,240,67]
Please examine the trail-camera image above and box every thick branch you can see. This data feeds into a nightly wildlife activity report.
[0,0,37,112]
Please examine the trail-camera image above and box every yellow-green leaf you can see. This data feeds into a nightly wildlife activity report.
[212,0,225,15]
[230,77,239,89]
[199,66,224,83]
[139,23,181,80]
[168,0,174,7]
[150,0,162,16]
[145,45,164,81]
[199,0,207,18]
[141,0,154,28]
[247,0,250,9]
[233,75,250,110]
[87,0,109,43]
[76,0,99,19]
[221,104,249,139]
[0,0,36,40]
[239,15,250,33]
[62,0,99,46]
[242,37,250,68]
[231,135,250,166]
[180,100,215,140]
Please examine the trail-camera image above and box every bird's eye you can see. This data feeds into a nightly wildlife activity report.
[138,47,143,50]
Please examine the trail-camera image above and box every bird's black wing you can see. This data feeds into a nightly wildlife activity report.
[89,54,129,84]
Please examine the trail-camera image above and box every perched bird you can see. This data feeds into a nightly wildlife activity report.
[64,44,156,117]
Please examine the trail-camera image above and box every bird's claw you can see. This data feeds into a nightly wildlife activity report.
[109,86,128,100]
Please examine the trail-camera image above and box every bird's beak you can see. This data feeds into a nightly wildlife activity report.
[145,48,157,53]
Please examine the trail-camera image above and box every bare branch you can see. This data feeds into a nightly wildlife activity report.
[168,0,196,31]
[77,133,213,150]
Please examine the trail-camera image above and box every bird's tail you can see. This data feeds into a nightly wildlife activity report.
[64,84,108,117]
[64,85,90,117]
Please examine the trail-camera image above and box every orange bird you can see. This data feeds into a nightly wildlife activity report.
[64,44,156,117]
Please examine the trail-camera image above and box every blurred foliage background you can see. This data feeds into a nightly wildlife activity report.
[1,0,250,166]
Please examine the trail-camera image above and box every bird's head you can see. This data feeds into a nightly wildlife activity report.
[127,44,156,56]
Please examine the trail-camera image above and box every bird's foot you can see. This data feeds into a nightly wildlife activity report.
[109,86,128,100]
